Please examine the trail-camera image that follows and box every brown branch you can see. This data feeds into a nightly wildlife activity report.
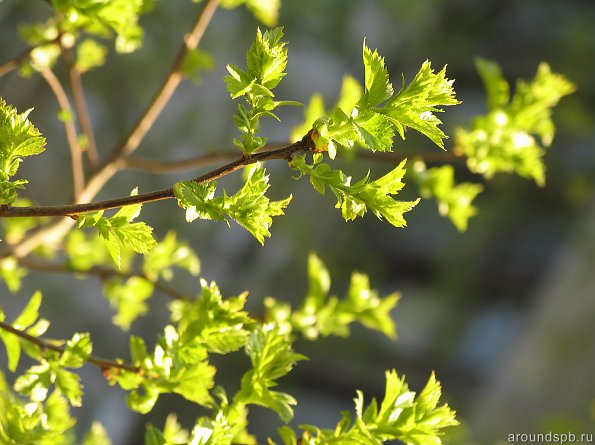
[62,48,99,170]
[0,134,316,218]
[0,319,139,373]
[40,67,85,199]
[107,0,220,161]
[17,256,191,301]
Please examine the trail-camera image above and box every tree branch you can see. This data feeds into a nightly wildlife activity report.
[17,256,191,301]
[0,134,316,218]
[0,319,139,373]
[39,67,85,199]
[107,0,220,161]
[62,48,100,170]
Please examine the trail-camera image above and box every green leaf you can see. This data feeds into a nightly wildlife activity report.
[13,290,42,330]
[182,47,215,83]
[76,39,108,72]
[225,28,299,155]
[235,324,306,422]
[0,327,21,372]
[0,98,47,204]
[362,42,393,107]
[111,222,157,255]
[455,61,575,185]
[54,368,83,407]
[380,61,459,148]
[285,253,399,340]
[220,0,281,26]
[412,160,483,231]
[298,371,458,444]
[475,57,510,110]
[175,164,291,244]
[292,155,419,228]
[60,332,92,368]
[82,422,112,445]
[353,110,395,152]
[76,191,156,268]
[246,28,287,88]
[51,0,148,54]
[127,383,160,414]
[170,279,253,354]
[104,277,154,330]
[143,230,200,281]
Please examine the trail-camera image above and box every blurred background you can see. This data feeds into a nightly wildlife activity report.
[1,0,594,443]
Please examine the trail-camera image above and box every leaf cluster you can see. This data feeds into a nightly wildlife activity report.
[291,155,419,228]
[284,371,458,445]
[225,28,301,154]
[266,253,399,339]
[455,58,576,185]
[174,163,292,244]
[411,160,483,232]
[0,99,46,205]
[310,44,459,159]
[76,189,157,269]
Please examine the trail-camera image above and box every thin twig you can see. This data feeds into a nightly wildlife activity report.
[123,152,241,173]
[0,1,221,259]
[18,256,191,301]
[107,0,220,161]
[63,48,100,170]
[0,134,316,218]
[122,142,287,174]
[0,320,139,373]
[40,67,85,199]
[0,37,61,78]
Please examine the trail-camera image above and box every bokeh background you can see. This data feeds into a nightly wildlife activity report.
[1,0,594,443]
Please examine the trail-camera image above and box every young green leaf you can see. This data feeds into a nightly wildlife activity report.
[75,39,108,73]
[174,164,292,244]
[291,155,419,228]
[455,60,575,185]
[225,28,300,154]
[298,371,458,444]
[235,324,306,422]
[104,277,154,330]
[76,190,157,268]
[0,99,46,204]
[143,231,200,281]
[412,160,483,231]
[362,42,394,107]
[170,279,254,354]
[379,61,460,148]
[220,0,281,26]
[267,253,399,340]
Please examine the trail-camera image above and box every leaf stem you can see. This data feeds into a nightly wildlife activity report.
[40,67,85,200]
[0,319,139,373]
[0,134,316,218]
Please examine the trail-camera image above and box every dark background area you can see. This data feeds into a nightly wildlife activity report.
[1,0,594,443]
